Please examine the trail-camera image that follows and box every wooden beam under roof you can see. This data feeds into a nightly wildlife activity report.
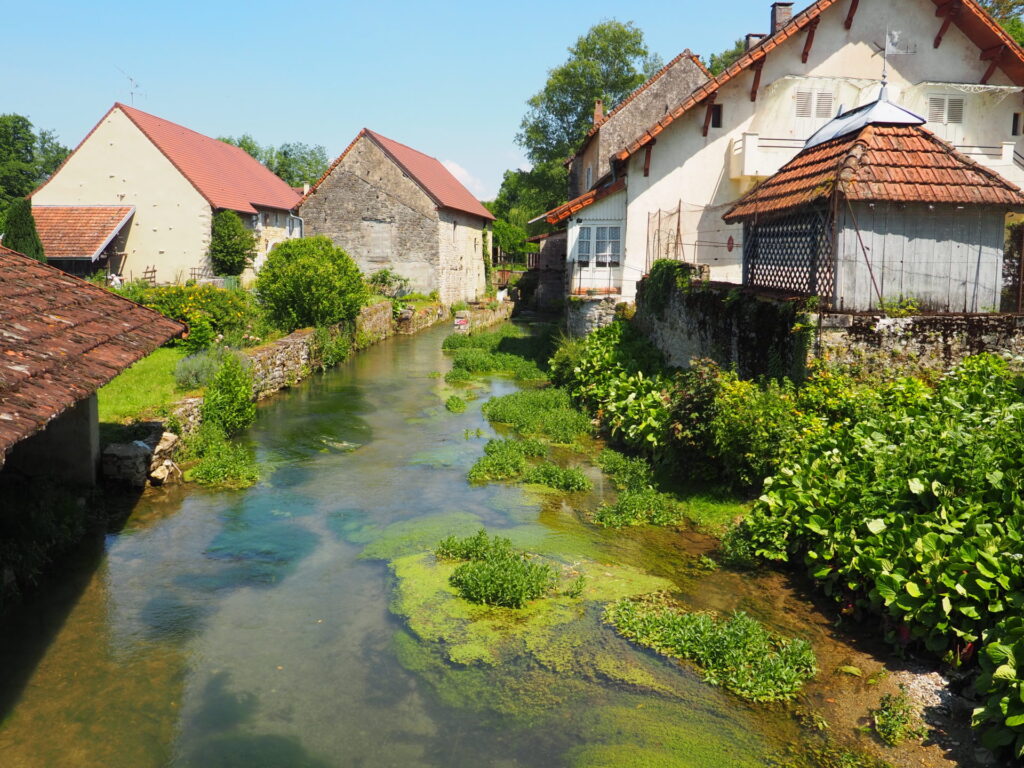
[844,0,859,30]
[802,17,820,63]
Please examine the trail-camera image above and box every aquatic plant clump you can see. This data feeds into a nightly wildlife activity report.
[482,389,591,444]
[596,449,653,492]
[436,530,555,608]
[605,595,817,702]
[445,395,467,413]
[595,488,682,528]
[872,684,926,747]
[523,462,592,492]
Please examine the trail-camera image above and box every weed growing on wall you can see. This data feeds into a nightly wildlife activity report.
[605,594,817,702]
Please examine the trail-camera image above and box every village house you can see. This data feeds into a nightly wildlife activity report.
[299,129,494,305]
[0,245,182,486]
[543,0,1024,302]
[31,103,302,283]
[723,85,1024,311]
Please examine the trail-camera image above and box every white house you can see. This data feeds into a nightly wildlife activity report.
[543,0,1024,301]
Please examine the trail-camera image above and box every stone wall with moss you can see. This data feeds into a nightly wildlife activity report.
[633,262,809,379]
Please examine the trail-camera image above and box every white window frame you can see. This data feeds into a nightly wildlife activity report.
[594,226,621,268]
[576,226,591,266]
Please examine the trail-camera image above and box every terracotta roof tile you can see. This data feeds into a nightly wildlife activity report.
[31,205,134,261]
[539,178,627,225]
[723,124,1024,221]
[0,246,183,459]
[35,104,300,215]
[300,129,493,221]
[615,0,1024,164]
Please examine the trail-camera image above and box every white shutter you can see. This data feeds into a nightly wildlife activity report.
[928,96,946,124]
[947,97,964,124]
[815,92,834,118]
[795,90,812,118]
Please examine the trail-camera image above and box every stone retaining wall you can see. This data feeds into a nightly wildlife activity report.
[566,296,618,337]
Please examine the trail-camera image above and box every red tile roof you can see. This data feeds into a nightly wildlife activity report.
[300,129,494,221]
[615,0,1024,164]
[540,178,626,225]
[0,245,183,460]
[35,104,300,215]
[723,123,1024,221]
[32,205,135,261]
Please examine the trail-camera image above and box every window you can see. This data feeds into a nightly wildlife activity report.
[710,104,723,129]
[576,226,591,266]
[928,95,964,125]
[595,226,621,267]
[795,90,834,119]
[1013,112,1021,137]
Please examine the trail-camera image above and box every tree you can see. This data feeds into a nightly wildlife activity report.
[208,210,256,276]
[707,39,746,76]
[491,219,539,261]
[488,160,568,230]
[979,0,1024,21]
[517,20,659,166]
[2,198,44,261]
[219,135,329,186]
[255,236,368,332]
[0,115,69,229]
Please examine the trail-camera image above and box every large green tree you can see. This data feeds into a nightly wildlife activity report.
[0,115,68,229]
[2,197,44,261]
[208,210,256,276]
[707,39,745,76]
[517,20,660,167]
[219,135,329,187]
[979,0,1024,44]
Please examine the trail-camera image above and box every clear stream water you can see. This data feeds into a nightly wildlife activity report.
[0,324,950,767]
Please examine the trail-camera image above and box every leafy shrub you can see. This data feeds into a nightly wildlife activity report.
[467,439,530,483]
[174,346,233,390]
[367,268,410,298]
[481,389,590,444]
[605,595,817,702]
[450,300,469,313]
[179,421,259,487]
[445,395,467,413]
[522,462,591,492]
[181,309,217,353]
[200,354,255,435]
[208,210,256,276]
[114,283,253,339]
[595,488,681,527]
[437,530,555,609]
[596,449,653,491]
[973,616,1024,758]
[255,236,368,332]
[872,685,925,746]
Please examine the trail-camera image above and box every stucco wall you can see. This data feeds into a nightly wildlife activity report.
[300,135,440,294]
[623,0,1023,285]
[32,107,213,284]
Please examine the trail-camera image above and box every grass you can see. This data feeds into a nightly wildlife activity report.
[595,488,683,527]
[605,594,817,702]
[98,346,188,440]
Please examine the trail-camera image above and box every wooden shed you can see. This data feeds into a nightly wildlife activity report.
[723,87,1024,312]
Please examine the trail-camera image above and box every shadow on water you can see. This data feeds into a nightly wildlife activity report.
[0,477,144,723]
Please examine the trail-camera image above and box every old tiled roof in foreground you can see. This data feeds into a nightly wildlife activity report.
[0,246,183,459]
[723,124,1024,222]
[32,205,135,261]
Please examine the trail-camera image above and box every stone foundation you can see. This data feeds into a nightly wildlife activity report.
[566,296,618,337]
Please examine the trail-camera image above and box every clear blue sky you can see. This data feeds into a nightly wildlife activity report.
[6,0,775,200]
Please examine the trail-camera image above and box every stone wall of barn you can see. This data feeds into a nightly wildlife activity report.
[300,135,440,294]
[436,209,487,304]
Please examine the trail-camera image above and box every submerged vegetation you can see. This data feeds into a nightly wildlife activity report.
[605,594,817,702]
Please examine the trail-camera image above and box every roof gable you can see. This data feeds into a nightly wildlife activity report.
[0,245,183,459]
[615,0,1024,163]
[723,122,1024,221]
[35,104,300,215]
[301,129,494,221]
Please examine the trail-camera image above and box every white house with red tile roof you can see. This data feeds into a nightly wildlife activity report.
[299,129,494,305]
[542,0,1024,302]
[31,103,302,283]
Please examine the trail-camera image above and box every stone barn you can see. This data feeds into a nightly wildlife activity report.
[0,245,182,486]
[299,129,494,305]
[723,87,1024,312]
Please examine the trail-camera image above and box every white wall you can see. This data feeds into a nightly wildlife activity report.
[623,0,1023,284]
[33,107,212,283]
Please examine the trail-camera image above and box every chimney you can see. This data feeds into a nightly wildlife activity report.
[745,33,767,51]
[593,99,604,126]
[771,2,793,32]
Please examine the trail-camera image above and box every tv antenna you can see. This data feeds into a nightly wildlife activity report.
[115,66,143,105]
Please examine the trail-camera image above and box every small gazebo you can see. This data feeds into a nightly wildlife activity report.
[723,85,1024,312]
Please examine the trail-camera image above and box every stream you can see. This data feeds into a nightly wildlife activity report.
[0,323,964,767]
